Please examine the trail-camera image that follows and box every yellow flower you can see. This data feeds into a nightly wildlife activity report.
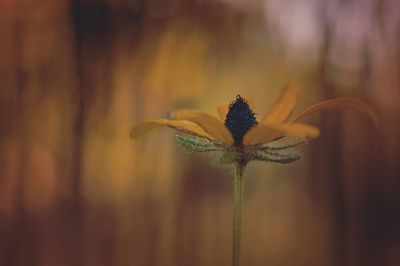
[130,85,378,266]
[130,86,378,265]
[130,86,378,148]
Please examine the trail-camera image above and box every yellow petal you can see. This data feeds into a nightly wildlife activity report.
[243,122,320,145]
[242,125,282,145]
[290,98,379,126]
[261,85,299,124]
[274,123,320,139]
[217,103,229,121]
[245,96,255,108]
[217,96,255,121]
[171,109,234,145]
[130,119,213,140]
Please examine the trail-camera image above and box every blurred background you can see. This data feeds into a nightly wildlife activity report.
[0,0,399,265]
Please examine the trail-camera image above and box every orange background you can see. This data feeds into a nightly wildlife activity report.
[0,0,399,265]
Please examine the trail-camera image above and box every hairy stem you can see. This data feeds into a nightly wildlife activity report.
[233,161,245,266]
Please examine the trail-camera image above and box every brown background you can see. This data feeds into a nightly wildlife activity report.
[0,0,399,265]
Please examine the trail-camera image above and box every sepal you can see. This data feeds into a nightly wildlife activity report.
[248,148,303,164]
[176,134,223,153]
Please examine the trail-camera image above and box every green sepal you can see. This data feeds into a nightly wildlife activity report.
[176,134,304,165]
[176,134,223,153]
[258,139,307,150]
[248,148,303,164]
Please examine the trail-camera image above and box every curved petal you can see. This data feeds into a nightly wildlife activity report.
[217,103,229,121]
[290,98,379,126]
[243,122,320,145]
[273,123,320,139]
[130,119,213,140]
[217,96,255,122]
[246,96,255,108]
[261,85,299,124]
[171,109,234,145]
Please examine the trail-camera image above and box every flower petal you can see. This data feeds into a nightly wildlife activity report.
[273,123,320,139]
[290,98,379,126]
[217,96,255,122]
[261,85,299,124]
[130,119,213,140]
[217,103,229,121]
[243,122,320,145]
[171,109,234,145]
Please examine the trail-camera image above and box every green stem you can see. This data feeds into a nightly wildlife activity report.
[233,161,245,266]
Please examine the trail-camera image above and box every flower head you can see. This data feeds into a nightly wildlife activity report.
[130,86,378,164]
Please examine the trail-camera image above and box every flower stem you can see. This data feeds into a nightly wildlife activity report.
[233,161,245,266]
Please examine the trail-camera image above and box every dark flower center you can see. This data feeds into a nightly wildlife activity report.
[224,95,258,145]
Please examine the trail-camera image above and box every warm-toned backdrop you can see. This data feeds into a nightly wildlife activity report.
[0,0,399,265]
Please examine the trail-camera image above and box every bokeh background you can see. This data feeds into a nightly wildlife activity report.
[1,0,399,265]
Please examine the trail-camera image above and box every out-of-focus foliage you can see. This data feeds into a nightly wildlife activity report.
[0,0,399,265]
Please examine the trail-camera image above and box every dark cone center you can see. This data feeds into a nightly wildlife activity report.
[224,95,258,145]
